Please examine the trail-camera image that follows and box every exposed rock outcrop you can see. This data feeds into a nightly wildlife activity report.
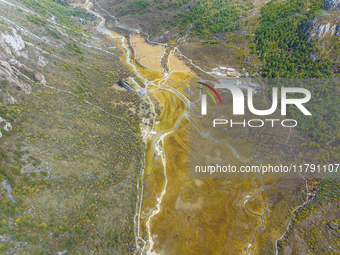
[7,76,31,94]
[0,37,12,57]
[0,60,14,75]
[0,180,15,203]
[330,24,337,36]
[8,59,47,85]
[2,92,17,104]
[317,23,331,39]
[325,0,340,10]
[303,21,339,41]
[38,55,47,67]
[0,117,12,138]
[34,72,46,85]
[0,28,27,58]
[9,58,34,76]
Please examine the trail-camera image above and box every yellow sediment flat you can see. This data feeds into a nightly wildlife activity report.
[110,31,120,37]
[108,19,303,255]
[124,31,263,254]
[164,72,192,103]
[134,63,165,81]
[227,72,240,77]
[169,52,191,72]
[245,192,264,215]
[131,34,165,72]
[81,1,92,8]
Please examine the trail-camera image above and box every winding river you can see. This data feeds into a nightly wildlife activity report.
[82,2,266,254]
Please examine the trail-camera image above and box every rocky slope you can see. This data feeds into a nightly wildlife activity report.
[0,0,145,253]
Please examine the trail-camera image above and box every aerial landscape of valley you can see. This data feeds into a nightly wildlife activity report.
[0,0,339,254]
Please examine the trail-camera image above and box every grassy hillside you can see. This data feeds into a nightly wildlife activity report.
[0,0,148,253]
